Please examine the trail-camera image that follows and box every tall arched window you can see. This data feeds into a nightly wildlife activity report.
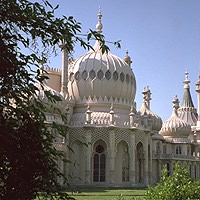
[93,145,105,182]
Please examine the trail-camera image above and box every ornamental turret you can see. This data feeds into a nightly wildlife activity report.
[137,86,162,131]
[178,70,197,126]
[160,96,191,138]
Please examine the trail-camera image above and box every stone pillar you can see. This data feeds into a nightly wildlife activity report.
[64,129,70,180]
[109,128,115,185]
[149,135,153,184]
[85,129,92,184]
[129,107,134,127]
[144,133,149,184]
[129,133,136,185]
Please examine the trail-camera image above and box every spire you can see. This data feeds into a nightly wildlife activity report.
[96,7,103,33]
[178,70,197,126]
[181,69,194,107]
[93,7,103,52]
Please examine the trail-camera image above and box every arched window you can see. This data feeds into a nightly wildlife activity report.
[93,145,105,182]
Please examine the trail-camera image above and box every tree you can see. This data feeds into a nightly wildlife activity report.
[0,0,109,199]
[145,163,200,200]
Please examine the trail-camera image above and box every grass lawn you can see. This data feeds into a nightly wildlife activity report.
[65,187,146,200]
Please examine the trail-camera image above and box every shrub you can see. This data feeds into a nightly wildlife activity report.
[145,163,200,200]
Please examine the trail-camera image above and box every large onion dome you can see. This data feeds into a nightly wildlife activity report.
[160,96,191,138]
[137,87,162,131]
[68,9,136,103]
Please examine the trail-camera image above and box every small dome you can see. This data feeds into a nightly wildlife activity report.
[138,101,162,131]
[160,96,191,138]
[136,87,162,131]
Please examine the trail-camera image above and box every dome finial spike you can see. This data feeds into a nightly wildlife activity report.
[183,69,190,89]
[185,69,188,80]
[124,49,132,66]
[96,6,103,33]
[172,95,179,110]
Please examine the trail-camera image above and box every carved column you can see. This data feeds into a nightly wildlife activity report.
[85,128,92,184]
[109,127,115,185]
[64,128,70,180]
[149,134,153,184]
[144,133,149,185]
[129,133,136,185]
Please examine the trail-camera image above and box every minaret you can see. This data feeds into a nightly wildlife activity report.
[196,75,200,127]
[60,40,68,98]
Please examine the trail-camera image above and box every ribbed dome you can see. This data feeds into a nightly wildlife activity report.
[138,101,162,131]
[68,41,136,102]
[160,96,191,138]
[68,9,136,103]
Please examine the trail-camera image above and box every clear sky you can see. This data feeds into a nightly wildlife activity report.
[47,0,200,121]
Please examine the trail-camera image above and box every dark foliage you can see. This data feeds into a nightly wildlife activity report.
[0,0,109,199]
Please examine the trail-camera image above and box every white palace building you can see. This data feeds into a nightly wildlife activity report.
[37,9,200,187]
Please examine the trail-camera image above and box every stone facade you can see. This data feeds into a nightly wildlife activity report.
[37,9,200,187]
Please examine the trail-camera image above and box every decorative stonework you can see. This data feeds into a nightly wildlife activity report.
[91,128,109,148]
[69,128,86,144]
[135,130,145,145]
[115,129,131,151]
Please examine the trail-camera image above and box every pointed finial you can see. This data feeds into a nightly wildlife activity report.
[185,69,188,80]
[124,49,132,66]
[142,86,151,109]
[110,103,114,112]
[172,95,179,110]
[96,6,103,33]
[183,69,190,89]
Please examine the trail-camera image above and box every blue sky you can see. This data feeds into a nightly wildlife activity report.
[47,0,200,121]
